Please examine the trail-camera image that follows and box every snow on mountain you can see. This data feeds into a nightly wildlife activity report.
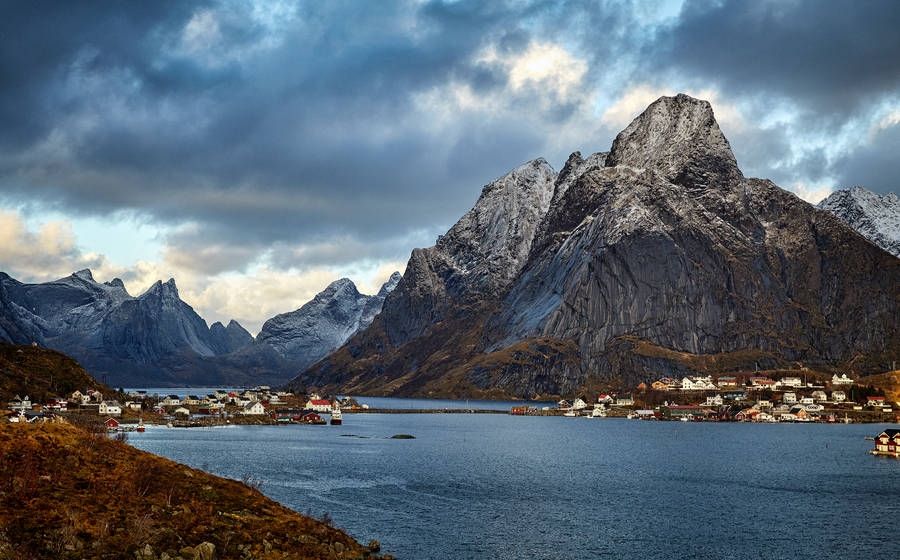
[0,270,266,385]
[817,186,900,257]
[255,273,401,370]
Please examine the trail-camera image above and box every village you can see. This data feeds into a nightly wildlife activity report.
[4,386,355,429]
[5,371,899,431]
[516,372,900,424]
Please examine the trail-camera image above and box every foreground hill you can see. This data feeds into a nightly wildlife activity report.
[0,423,387,559]
[0,343,116,404]
[293,94,900,399]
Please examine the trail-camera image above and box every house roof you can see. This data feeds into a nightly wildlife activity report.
[308,399,330,406]
[878,429,900,438]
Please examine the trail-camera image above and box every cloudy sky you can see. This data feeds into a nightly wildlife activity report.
[1,0,898,334]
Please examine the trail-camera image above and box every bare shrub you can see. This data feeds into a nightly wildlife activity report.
[241,473,264,491]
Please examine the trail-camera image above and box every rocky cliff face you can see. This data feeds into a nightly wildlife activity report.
[377,159,555,347]
[294,94,900,399]
[817,186,900,257]
[256,273,401,371]
[209,319,254,355]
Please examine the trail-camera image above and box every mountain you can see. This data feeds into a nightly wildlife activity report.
[293,93,900,399]
[256,273,401,372]
[0,270,267,387]
[209,319,254,355]
[0,266,403,387]
[817,186,900,257]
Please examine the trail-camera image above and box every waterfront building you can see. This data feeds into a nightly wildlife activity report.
[873,429,900,456]
[306,399,333,412]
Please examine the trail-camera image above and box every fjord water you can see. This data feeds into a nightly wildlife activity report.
[129,415,899,560]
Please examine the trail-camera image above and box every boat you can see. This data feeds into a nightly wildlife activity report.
[563,409,576,417]
[136,417,145,432]
[330,407,342,425]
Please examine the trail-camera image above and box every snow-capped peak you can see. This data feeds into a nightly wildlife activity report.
[606,93,742,190]
[818,186,900,257]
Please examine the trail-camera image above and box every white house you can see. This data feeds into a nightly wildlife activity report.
[125,401,143,412]
[811,390,828,403]
[805,403,824,412]
[241,401,266,416]
[778,377,803,388]
[831,391,846,403]
[756,399,772,409]
[572,398,588,410]
[173,406,191,417]
[615,394,635,406]
[799,396,814,405]
[98,401,122,416]
[7,395,31,412]
[183,395,201,406]
[161,395,181,406]
[306,399,332,412]
[831,373,854,385]
[704,394,724,407]
[783,392,797,404]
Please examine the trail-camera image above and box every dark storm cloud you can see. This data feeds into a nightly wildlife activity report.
[833,123,900,196]
[2,0,608,268]
[2,0,899,276]
[649,0,900,121]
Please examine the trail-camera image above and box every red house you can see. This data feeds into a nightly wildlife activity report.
[872,429,900,457]
[296,412,325,424]
[104,418,119,429]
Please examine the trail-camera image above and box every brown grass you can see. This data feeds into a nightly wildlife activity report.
[0,422,385,559]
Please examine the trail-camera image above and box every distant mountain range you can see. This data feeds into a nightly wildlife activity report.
[0,269,399,387]
[817,186,900,257]
[292,93,900,399]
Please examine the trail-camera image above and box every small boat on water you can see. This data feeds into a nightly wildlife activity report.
[136,417,145,432]
[563,409,576,417]
[330,407,343,425]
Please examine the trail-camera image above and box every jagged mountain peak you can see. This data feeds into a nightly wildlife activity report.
[606,93,741,190]
[73,268,94,281]
[818,186,900,257]
[318,277,360,299]
[377,272,402,297]
[255,272,401,369]
[434,156,556,292]
[138,278,182,305]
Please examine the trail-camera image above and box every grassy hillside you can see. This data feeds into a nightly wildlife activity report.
[0,422,387,559]
[859,369,900,403]
[0,343,116,404]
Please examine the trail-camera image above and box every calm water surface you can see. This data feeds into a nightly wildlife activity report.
[128,415,900,559]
